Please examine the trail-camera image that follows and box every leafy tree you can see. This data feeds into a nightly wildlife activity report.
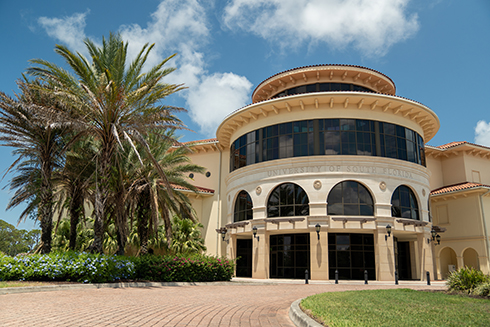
[28,33,185,253]
[0,219,40,256]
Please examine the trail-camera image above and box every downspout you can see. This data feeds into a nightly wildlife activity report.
[215,143,223,256]
[479,188,490,272]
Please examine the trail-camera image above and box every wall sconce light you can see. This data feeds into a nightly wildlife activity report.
[216,227,227,242]
[315,224,321,240]
[252,226,259,241]
[385,224,392,241]
[427,230,441,245]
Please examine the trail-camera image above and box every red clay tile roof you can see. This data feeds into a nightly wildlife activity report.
[170,183,215,194]
[435,141,468,149]
[252,64,396,97]
[431,182,490,195]
[182,138,218,146]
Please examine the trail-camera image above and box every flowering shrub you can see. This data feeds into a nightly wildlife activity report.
[132,254,235,282]
[0,252,135,283]
[0,252,234,283]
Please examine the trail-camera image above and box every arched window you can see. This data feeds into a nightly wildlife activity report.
[391,185,419,220]
[234,191,253,222]
[327,181,374,216]
[267,183,309,217]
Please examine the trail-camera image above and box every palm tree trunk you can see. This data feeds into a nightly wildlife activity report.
[39,161,53,254]
[68,190,83,250]
[91,148,111,254]
[115,190,128,255]
[137,189,150,255]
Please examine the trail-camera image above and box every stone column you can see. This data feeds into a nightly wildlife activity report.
[457,256,464,270]
[252,227,269,279]
[375,228,395,281]
[309,230,328,280]
[417,232,435,281]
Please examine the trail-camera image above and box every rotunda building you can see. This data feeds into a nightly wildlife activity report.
[213,64,440,281]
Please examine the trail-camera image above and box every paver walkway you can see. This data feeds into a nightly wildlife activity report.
[0,281,445,326]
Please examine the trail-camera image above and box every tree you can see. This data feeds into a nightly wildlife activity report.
[0,219,40,256]
[28,33,185,253]
[0,80,66,254]
[169,215,206,255]
[128,130,205,255]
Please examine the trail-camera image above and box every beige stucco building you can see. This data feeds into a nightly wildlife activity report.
[182,64,490,281]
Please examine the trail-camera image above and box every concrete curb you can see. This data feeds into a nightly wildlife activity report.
[289,298,323,327]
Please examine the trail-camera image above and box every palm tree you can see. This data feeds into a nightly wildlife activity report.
[128,130,205,255]
[0,80,66,254]
[169,215,206,255]
[28,33,185,253]
[54,137,96,250]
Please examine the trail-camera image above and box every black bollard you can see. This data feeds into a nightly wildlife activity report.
[305,269,309,284]
[395,270,399,285]
[426,271,431,286]
[364,270,368,284]
[335,269,339,284]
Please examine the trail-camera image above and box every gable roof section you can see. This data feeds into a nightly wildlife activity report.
[431,182,490,196]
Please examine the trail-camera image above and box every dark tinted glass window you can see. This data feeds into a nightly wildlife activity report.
[391,185,419,220]
[267,183,309,217]
[230,119,425,171]
[327,181,374,216]
[234,191,253,222]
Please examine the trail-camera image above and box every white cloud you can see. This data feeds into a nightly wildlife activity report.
[38,11,89,53]
[187,73,253,134]
[223,0,419,56]
[474,120,490,147]
[119,0,253,136]
[37,1,253,137]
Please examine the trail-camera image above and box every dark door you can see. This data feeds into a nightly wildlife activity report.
[328,233,376,280]
[236,239,252,277]
[270,234,310,279]
[397,241,412,280]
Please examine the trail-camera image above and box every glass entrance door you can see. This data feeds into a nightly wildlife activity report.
[270,234,310,279]
[236,239,252,277]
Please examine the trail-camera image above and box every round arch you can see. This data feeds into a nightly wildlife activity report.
[233,190,253,222]
[267,183,309,218]
[327,180,374,216]
[391,185,419,220]
[439,247,458,279]
[462,248,480,270]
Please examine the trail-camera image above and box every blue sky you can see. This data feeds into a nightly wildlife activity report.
[0,0,489,230]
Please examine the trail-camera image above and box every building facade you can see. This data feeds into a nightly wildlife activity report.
[183,65,490,281]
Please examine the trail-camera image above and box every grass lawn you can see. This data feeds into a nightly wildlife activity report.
[301,289,490,326]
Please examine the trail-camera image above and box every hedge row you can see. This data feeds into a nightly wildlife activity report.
[0,252,234,283]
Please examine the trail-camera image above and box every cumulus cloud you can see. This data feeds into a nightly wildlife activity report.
[474,120,490,147]
[118,0,253,136]
[223,0,419,56]
[187,73,253,133]
[38,0,253,137]
[38,11,89,53]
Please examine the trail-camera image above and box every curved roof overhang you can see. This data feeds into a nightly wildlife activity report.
[252,65,396,103]
[217,92,439,148]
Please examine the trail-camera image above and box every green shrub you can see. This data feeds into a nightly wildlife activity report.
[472,281,490,297]
[132,254,235,282]
[0,252,135,283]
[0,252,234,283]
[446,267,490,292]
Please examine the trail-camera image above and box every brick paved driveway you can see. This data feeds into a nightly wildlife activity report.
[0,282,445,326]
